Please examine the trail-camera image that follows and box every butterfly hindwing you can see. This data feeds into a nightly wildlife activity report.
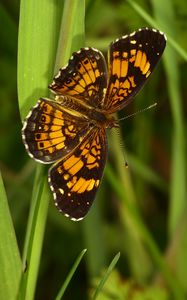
[48,127,107,220]
[22,98,91,163]
[103,28,166,113]
[49,48,107,109]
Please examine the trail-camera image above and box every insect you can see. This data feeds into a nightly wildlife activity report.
[22,28,166,221]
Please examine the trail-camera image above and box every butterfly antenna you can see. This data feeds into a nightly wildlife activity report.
[111,127,129,168]
[118,102,157,122]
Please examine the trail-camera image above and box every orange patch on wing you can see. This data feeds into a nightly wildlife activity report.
[121,60,128,77]
[52,117,64,126]
[142,61,150,75]
[140,52,147,72]
[123,79,130,90]
[83,72,92,85]
[69,159,84,175]
[95,69,100,78]
[56,142,65,150]
[67,176,77,189]
[87,179,95,191]
[130,49,136,56]
[128,76,136,87]
[49,131,65,139]
[71,177,86,193]
[63,155,80,170]
[112,59,121,77]
[87,162,99,169]
[87,154,96,164]
[42,103,53,114]
[134,50,142,67]
[52,137,66,145]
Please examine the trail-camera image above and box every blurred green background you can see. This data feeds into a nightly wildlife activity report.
[0,0,187,299]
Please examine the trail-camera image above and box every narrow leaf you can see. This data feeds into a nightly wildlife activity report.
[0,172,22,300]
[92,252,120,300]
[18,167,49,300]
[55,249,87,300]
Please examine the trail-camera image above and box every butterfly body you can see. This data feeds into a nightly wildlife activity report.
[54,95,115,128]
[22,28,166,221]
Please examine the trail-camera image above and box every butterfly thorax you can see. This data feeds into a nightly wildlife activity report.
[55,95,116,129]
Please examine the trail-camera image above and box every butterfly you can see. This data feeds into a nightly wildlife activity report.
[22,28,166,221]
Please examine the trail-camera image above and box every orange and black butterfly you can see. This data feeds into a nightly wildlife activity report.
[22,28,166,221]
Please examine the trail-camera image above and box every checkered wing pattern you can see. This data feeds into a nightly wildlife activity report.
[22,98,91,163]
[49,48,107,109]
[103,28,166,113]
[49,127,107,220]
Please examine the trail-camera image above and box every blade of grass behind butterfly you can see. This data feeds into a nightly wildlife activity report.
[92,252,120,300]
[55,249,87,300]
[0,172,22,300]
[18,166,49,300]
[53,0,85,72]
[0,7,21,298]
[17,0,64,299]
[151,0,187,292]
[18,0,64,119]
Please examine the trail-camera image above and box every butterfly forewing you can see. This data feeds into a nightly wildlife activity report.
[49,48,107,109]
[48,127,107,220]
[103,28,166,113]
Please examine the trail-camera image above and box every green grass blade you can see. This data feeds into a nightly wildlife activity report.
[18,167,49,300]
[126,0,187,61]
[54,0,85,72]
[17,0,63,298]
[55,249,87,300]
[92,252,120,300]
[18,0,64,118]
[0,172,22,300]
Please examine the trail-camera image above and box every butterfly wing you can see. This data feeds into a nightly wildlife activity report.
[49,48,107,109]
[22,98,91,163]
[49,127,107,220]
[103,28,166,113]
